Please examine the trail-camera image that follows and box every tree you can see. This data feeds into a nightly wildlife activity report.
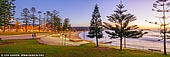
[38,11,42,32]
[63,18,70,31]
[87,4,103,47]
[103,3,147,51]
[51,10,61,32]
[48,11,55,32]
[0,17,2,29]
[52,10,59,32]
[53,15,62,32]
[46,11,51,32]
[30,7,36,32]
[149,0,170,55]
[14,18,20,32]
[43,13,46,32]
[21,8,30,32]
[46,11,50,22]
[0,0,15,32]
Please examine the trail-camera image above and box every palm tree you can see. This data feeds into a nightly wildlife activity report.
[30,7,36,32]
[21,8,30,32]
[103,3,147,51]
[38,11,42,32]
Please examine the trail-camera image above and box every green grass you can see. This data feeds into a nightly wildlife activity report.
[0,39,169,57]
[0,32,49,35]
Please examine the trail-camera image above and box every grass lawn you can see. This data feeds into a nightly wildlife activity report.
[0,39,169,57]
[0,32,49,35]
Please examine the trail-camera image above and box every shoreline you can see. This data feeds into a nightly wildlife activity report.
[70,31,82,39]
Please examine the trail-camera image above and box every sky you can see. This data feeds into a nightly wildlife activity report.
[14,0,170,29]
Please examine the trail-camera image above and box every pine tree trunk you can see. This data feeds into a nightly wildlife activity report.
[43,18,45,32]
[3,25,6,32]
[33,19,35,32]
[120,36,123,51]
[96,37,99,47]
[39,19,41,32]
[50,18,52,32]
[124,38,126,48]
[8,25,10,32]
[120,21,123,51]
[26,19,28,32]
[16,25,18,32]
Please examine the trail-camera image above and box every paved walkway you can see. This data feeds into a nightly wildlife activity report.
[0,31,90,46]
[37,31,90,46]
[0,34,48,40]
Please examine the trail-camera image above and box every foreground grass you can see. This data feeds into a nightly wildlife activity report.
[0,39,169,57]
[0,32,49,35]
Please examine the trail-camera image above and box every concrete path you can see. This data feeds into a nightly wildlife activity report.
[0,34,48,40]
[0,31,90,46]
[37,31,90,46]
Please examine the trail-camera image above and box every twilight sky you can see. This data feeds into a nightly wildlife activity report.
[14,0,170,29]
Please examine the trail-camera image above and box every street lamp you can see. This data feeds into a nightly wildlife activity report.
[152,0,170,55]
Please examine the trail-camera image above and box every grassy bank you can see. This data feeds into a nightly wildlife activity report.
[0,39,169,57]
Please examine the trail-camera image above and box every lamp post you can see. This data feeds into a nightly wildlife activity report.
[151,0,170,55]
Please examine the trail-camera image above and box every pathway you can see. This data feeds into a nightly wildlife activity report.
[0,34,48,40]
[37,31,90,46]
